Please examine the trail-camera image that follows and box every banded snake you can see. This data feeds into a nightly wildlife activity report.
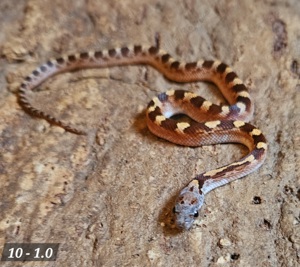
[18,40,267,230]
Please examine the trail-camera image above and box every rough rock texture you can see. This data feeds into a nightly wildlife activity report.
[0,0,299,266]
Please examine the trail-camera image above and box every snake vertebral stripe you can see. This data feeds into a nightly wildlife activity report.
[18,41,267,230]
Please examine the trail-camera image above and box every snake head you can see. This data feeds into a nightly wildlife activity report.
[173,180,204,230]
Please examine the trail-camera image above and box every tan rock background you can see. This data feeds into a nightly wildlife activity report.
[0,0,299,266]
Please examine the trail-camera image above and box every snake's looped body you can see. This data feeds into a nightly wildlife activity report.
[18,42,267,230]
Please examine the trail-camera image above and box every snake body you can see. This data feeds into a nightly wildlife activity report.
[18,42,267,230]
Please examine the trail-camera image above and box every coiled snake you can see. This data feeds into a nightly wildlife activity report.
[18,40,267,230]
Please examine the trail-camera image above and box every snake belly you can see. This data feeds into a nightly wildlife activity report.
[18,43,267,230]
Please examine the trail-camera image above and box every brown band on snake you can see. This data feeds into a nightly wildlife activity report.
[225,72,238,83]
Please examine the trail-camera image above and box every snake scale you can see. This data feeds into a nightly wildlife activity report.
[18,40,267,230]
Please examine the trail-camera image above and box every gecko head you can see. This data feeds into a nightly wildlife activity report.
[172,181,204,230]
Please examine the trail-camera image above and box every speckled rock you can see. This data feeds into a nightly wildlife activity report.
[0,0,299,266]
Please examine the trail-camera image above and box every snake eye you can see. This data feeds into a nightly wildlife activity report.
[193,211,199,218]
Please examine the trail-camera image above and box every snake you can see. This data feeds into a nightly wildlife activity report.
[18,39,267,230]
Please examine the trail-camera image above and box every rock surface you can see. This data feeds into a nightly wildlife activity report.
[0,0,299,266]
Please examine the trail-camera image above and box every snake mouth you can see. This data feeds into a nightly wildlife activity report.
[175,219,195,230]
